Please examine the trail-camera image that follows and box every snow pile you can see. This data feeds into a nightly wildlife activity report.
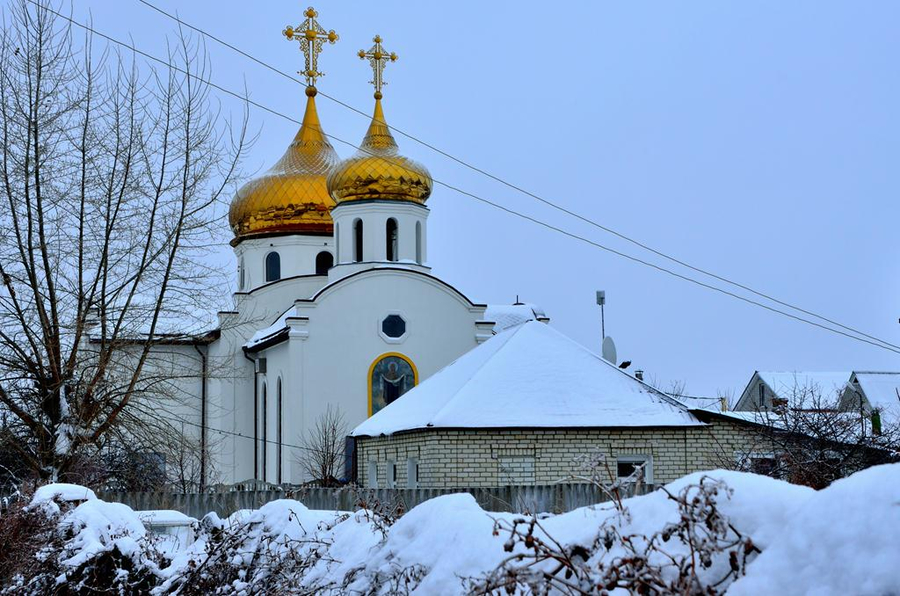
[57,499,148,569]
[731,463,900,596]
[31,483,97,506]
[4,464,899,594]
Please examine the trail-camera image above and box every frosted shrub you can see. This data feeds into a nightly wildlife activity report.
[469,476,757,595]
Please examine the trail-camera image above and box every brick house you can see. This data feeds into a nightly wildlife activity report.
[351,321,758,489]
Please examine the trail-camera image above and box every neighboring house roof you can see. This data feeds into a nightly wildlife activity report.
[851,372,900,424]
[482,302,548,332]
[757,372,851,402]
[351,321,701,437]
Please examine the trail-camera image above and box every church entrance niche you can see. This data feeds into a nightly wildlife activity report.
[369,353,417,416]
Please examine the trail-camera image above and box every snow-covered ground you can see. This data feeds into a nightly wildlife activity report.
[15,464,900,595]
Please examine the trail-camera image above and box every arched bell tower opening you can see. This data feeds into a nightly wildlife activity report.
[386,218,398,262]
[265,252,281,282]
[316,251,334,275]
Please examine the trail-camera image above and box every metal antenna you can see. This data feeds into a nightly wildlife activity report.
[596,290,606,339]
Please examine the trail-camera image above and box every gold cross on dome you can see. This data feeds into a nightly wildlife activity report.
[283,6,339,87]
[358,35,397,99]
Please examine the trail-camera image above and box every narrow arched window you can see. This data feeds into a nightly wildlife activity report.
[386,218,398,262]
[415,221,422,265]
[277,378,283,485]
[261,382,268,482]
[316,251,333,275]
[334,223,340,263]
[265,252,281,282]
[353,219,364,263]
[239,257,246,289]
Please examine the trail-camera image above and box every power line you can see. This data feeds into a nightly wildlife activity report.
[25,1,900,356]
[133,0,900,354]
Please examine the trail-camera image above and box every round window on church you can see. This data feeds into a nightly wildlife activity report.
[381,314,406,339]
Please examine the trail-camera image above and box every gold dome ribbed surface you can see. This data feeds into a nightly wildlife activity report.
[327,98,432,204]
[229,90,340,241]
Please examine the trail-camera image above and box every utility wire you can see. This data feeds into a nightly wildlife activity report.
[134,0,900,354]
[180,417,309,452]
[28,1,900,356]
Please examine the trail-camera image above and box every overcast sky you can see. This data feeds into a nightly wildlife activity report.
[69,0,899,397]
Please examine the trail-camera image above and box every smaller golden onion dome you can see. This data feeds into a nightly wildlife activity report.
[229,87,340,243]
[327,97,432,204]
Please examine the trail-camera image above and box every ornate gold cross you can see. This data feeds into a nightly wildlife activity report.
[283,6,339,87]
[358,35,397,99]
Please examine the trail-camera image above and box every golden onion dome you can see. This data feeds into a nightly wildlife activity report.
[229,87,340,243]
[327,96,432,204]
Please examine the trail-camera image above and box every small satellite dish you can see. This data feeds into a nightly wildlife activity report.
[602,335,617,364]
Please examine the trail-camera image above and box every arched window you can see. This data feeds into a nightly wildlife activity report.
[334,223,340,263]
[386,218,398,262]
[353,219,364,262]
[415,221,422,265]
[277,378,283,484]
[316,251,333,275]
[265,252,281,282]
[239,257,246,290]
[261,382,268,482]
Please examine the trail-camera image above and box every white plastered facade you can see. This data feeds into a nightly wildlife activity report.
[166,196,496,485]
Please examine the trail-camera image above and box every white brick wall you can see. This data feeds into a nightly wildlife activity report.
[356,418,757,488]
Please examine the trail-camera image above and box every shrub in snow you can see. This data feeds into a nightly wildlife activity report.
[469,476,758,595]
[0,485,164,595]
[161,500,347,595]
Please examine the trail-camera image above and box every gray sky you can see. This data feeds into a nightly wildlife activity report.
[72,0,899,397]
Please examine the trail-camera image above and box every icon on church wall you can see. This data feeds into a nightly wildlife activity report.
[370,354,416,415]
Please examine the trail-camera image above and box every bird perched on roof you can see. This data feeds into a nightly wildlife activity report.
[618,360,631,369]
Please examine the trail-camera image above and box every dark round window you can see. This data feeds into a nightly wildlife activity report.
[382,315,406,338]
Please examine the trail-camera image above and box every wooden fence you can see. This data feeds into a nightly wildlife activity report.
[99,483,655,519]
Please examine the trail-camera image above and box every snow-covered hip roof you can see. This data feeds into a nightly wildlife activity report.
[352,321,701,437]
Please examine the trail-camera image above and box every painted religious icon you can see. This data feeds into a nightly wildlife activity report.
[370,355,416,415]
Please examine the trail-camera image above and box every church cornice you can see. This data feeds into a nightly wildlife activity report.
[303,266,487,309]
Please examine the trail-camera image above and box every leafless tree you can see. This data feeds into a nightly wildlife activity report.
[716,381,898,489]
[0,1,248,481]
[297,406,349,487]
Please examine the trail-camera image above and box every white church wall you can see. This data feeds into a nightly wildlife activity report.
[233,276,330,338]
[206,319,258,485]
[234,234,335,292]
[263,268,487,484]
[331,201,430,274]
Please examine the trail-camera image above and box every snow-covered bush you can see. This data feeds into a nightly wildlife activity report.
[470,476,758,594]
[1,465,898,595]
[1,484,164,595]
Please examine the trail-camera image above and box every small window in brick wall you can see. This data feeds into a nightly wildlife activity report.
[616,456,652,483]
[367,461,378,489]
[387,460,397,488]
[406,458,418,488]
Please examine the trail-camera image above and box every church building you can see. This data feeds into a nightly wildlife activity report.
[155,9,524,486]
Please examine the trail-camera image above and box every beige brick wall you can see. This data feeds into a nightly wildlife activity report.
[355,418,758,488]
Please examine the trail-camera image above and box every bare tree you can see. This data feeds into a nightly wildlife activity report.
[716,381,898,489]
[0,1,247,481]
[297,406,349,487]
